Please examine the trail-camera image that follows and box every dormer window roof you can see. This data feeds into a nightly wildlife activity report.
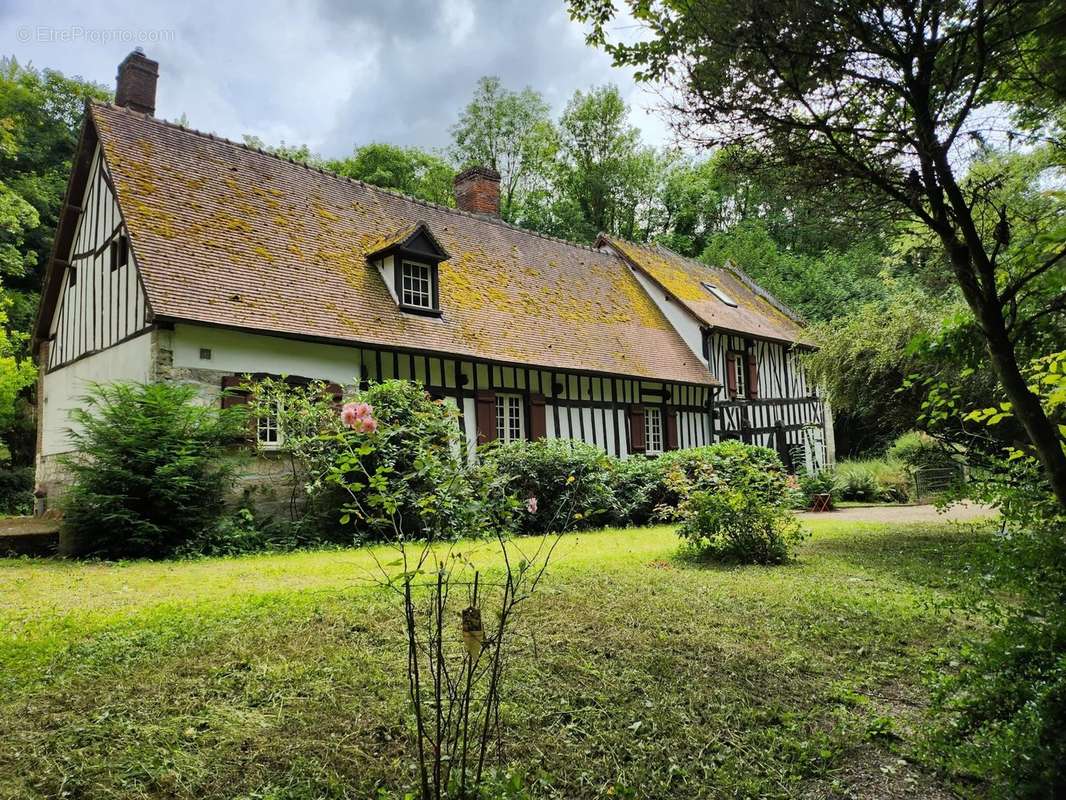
[367,221,449,317]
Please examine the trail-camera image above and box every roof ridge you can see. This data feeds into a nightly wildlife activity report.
[90,101,607,257]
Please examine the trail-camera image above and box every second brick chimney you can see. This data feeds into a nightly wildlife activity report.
[454,166,501,216]
[115,48,158,115]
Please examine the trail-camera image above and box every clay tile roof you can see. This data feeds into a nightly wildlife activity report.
[90,103,714,386]
[599,236,814,347]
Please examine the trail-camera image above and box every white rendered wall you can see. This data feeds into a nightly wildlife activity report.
[40,330,154,456]
[170,324,361,386]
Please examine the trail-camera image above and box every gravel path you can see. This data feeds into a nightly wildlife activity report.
[798,500,997,524]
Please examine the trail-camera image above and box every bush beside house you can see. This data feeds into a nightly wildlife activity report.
[60,382,247,558]
[53,379,806,564]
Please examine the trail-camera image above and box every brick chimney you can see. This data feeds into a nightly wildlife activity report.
[454,166,501,216]
[115,48,158,115]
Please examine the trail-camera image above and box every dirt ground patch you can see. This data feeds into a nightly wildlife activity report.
[799,501,996,525]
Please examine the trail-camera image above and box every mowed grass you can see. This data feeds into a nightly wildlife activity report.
[0,517,994,799]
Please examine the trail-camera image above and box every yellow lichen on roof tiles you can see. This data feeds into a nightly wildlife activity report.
[603,235,809,345]
[89,102,716,385]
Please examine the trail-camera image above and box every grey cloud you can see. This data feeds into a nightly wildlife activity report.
[1,0,676,159]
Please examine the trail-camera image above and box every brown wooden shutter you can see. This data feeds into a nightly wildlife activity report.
[220,375,255,441]
[323,382,343,407]
[475,390,497,444]
[220,375,250,408]
[665,407,679,451]
[725,355,738,399]
[529,393,547,440]
[746,353,759,399]
[628,404,646,452]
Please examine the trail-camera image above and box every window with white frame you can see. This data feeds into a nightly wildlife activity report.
[701,281,738,307]
[495,394,524,443]
[731,352,747,399]
[644,407,663,454]
[400,260,433,309]
[257,401,282,449]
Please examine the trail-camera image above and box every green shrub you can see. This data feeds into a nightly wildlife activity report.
[926,518,1066,796]
[797,468,838,509]
[0,466,33,515]
[677,487,805,564]
[483,438,615,534]
[325,381,513,542]
[61,382,246,558]
[655,441,791,509]
[606,455,661,525]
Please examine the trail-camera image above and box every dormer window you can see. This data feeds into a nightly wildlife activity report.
[366,220,449,318]
[701,281,737,307]
[401,260,434,309]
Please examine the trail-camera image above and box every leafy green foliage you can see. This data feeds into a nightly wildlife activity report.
[481,438,615,534]
[654,440,792,509]
[803,287,965,453]
[0,464,32,515]
[325,143,455,206]
[796,470,839,510]
[250,379,517,544]
[449,76,555,222]
[0,58,109,338]
[60,382,246,558]
[676,486,805,565]
[656,441,804,564]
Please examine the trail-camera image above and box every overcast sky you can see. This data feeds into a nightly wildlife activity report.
[1,0,676,159]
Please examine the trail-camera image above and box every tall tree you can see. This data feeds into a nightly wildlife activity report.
[553,85,651,241]
[449,76,556,221]
[0,58,109,338]
[569,0,1066,507]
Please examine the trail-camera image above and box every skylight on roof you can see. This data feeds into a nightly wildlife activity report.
[701,282,738,307]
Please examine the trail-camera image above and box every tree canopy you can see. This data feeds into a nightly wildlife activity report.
[568,0,1066,506]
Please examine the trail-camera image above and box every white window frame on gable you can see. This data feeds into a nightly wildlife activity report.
[731,352,747,399]
[400,260,434,310]
[701,281,738,307]
[644,407,663,455]
[495,394,524,443]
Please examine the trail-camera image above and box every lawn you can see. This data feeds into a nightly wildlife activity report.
[0,517,994,799]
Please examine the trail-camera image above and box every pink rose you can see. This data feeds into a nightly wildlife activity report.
[353,402,373,419]
[526,496,538,514]
[360,417,378,433]
[340,403,361,428]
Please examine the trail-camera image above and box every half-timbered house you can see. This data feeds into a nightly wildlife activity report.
[31,51,831,508]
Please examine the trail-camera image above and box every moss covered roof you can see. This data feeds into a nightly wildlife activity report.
[599,236,813,346]
[91,103,714,385]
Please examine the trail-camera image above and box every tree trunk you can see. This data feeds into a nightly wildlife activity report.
[944,242,1066,509]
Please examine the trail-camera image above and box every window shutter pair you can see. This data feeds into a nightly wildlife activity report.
[725,351,759,399]
[220,374,249,408]
[475,391,548,444]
